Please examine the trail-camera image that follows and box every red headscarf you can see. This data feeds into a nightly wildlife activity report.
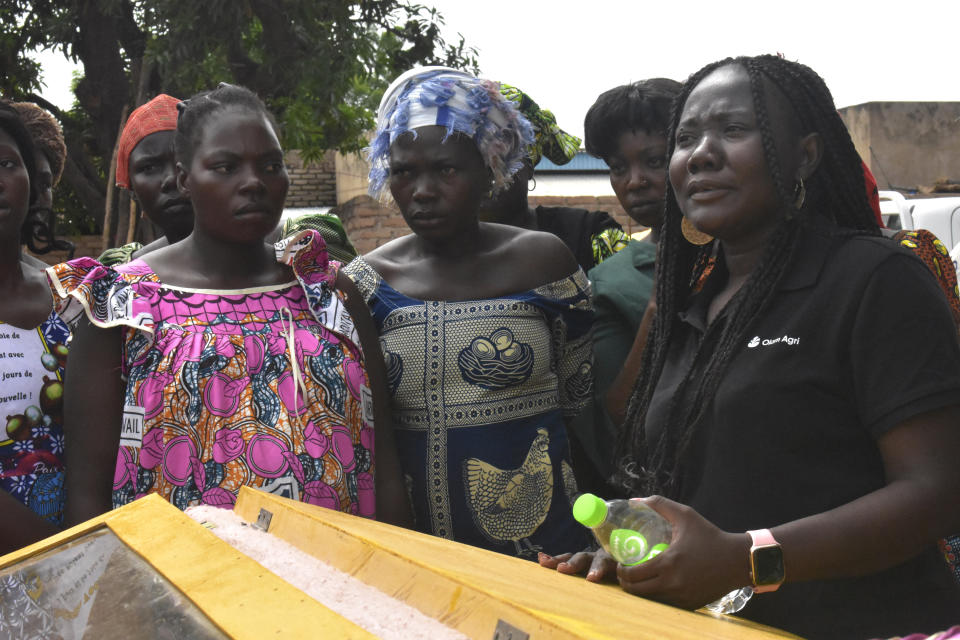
[861,160,883,227]
[115,94,180,189]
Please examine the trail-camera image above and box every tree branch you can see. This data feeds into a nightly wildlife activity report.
[22,93,64,121]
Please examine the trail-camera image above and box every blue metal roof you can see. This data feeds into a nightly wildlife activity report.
[535,151,609,173]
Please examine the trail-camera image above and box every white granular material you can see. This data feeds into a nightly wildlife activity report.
[185,505,466,640]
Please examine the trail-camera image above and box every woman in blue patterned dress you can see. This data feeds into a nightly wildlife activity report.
[344,68,593,557]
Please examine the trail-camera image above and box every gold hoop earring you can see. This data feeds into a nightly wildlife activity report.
[793,177,806,209]
[681,217,713,245]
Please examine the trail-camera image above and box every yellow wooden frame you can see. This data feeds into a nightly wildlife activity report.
[0,494,373,639]
[234,487,799,640]
[1,490,801,639]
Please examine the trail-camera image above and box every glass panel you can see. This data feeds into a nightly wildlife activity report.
[0,527,226,639]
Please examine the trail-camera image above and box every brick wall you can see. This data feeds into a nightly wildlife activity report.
[26,150,340,267]
[330,149,644,253]
[286,150,337,208]
[27,200,637,265]
[31,154,639,263]
[336,193,643,256]
[336,195,407,255]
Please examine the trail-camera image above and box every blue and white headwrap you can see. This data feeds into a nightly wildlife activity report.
[366,67,535,201]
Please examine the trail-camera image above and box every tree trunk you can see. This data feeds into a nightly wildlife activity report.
[102,104,129,252]
[125,197,137,245]
[72,2,131,161]
[114,191,131,248]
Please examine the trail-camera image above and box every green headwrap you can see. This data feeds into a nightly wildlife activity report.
[499,83,581,166]
[281,212,357,264]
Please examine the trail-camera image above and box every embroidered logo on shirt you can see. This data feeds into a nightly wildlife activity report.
[747,335,799,348]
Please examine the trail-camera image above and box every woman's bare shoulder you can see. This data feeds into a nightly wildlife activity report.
[461,224,582,293]
[488,224,580,286]
[131,237,170,261]
[362,234,416,274]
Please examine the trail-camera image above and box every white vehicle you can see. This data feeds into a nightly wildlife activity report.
[878,190,960,274]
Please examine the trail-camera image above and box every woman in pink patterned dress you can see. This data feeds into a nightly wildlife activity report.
[48,85,411,527]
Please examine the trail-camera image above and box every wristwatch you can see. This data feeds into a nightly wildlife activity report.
[747,529,785,593]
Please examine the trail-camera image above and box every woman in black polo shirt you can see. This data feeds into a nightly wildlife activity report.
[541,55,960,639]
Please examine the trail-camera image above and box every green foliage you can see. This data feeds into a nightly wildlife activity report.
[0,0,478,234]
[142,0,479,155]
[55,187,98,237]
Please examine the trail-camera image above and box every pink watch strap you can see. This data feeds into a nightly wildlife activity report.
[748,528,777,547]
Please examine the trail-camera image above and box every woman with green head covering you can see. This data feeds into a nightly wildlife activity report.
[478,84,629,273]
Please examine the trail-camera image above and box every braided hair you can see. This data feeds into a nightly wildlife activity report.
[615,55,879,499]
[583,78,682,160]
[174,83,280,168]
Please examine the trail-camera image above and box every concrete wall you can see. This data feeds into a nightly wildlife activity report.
[335,151,371,205]
[839,102,960,191]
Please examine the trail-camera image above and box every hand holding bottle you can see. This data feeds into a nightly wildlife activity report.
[571,494,755,613]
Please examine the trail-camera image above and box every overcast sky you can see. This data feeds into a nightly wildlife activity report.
[32,0,960,142]
[429,0,960,141]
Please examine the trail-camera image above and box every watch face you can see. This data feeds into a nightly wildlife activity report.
[753,545,785,585]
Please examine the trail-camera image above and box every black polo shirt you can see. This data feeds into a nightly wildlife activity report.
[645,220,960,639]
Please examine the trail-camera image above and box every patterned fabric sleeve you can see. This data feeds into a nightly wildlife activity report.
[278,229,363,356]
[45,257,158,332]
[591,227,631,266]
[341,256,381,305]
[892,229,960,328]
[97,241,143,267]
[938,536,960,585]
[532,269,595,418]
[883,625,960,640]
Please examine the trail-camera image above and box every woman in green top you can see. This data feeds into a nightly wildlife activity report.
[576,78,681,488]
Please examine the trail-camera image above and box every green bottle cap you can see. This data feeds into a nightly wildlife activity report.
[572,493,607,528]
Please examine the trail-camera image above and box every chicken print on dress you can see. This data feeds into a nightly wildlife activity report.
[462,427,552,557]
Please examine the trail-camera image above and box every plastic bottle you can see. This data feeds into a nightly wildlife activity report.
[572,493,753,615]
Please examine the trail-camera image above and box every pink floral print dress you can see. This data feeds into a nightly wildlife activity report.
[47,231,375,515]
